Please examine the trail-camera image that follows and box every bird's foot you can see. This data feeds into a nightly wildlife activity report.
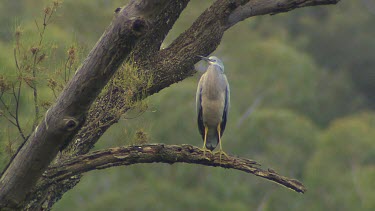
[214,150,230,164]
[201,147,213,160]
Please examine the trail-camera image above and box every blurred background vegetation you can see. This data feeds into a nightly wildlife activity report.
[0,0,374,210]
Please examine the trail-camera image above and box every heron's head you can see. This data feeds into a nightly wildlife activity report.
[198,55,224,72]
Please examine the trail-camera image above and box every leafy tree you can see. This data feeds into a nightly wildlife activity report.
[245,0,373,125]
[304,112,375,210]
[284,1,375,107]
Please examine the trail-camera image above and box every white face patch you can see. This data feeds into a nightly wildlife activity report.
[208,56,224,72]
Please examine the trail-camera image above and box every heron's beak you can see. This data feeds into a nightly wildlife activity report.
[197,55,211,62]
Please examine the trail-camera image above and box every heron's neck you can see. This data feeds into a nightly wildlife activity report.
[206,66,221,79]
[205,66,223,98]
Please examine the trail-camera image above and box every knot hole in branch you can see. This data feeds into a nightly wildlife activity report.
[114,7,122,13]
[63,118,79,131]
[131,18,147,35]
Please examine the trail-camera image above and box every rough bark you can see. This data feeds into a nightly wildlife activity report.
[44,144,306,193]
[226,0,341,28]
[0,0,340,210]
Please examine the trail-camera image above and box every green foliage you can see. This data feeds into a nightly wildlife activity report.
[275,1,375,106]
[222,33,319,115]
[304,112,375,210]
[222,16,366,127]
[236,108,318,178]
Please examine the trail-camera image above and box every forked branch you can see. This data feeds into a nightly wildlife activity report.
[45,144,306,193]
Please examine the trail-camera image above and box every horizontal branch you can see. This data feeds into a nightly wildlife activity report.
[45,144,306,193]
[226,0,341,29]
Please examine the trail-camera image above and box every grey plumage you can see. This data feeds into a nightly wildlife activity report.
[196,56,230,152]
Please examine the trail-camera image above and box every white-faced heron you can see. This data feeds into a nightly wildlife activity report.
[196,56,230,160]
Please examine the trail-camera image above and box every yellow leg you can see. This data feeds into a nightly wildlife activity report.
[201,126,212,158]
[202,126,208,157]
[216,124,229,164]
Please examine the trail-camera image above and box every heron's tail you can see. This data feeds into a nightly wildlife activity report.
[206,130,219,151]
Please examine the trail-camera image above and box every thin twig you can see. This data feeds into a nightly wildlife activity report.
[0,94,17,120]
[34,19,41,35]
[31,13,51,129]
[12,83,26,141]
[13,48,21,71]
[0,94,17,126]
[32,52,40,129]
[0,113,17,127]
[64,56,70,83]
[51,88,58,99]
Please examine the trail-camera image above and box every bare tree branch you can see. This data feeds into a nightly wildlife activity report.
[226,0,341,29]
[43,144,306,193]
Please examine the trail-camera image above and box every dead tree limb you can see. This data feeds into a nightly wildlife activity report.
[226,0,341,28]
[44,144,306,193]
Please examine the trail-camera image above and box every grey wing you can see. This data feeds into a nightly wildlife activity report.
[220,75,230,137]
[196,75,205,139]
